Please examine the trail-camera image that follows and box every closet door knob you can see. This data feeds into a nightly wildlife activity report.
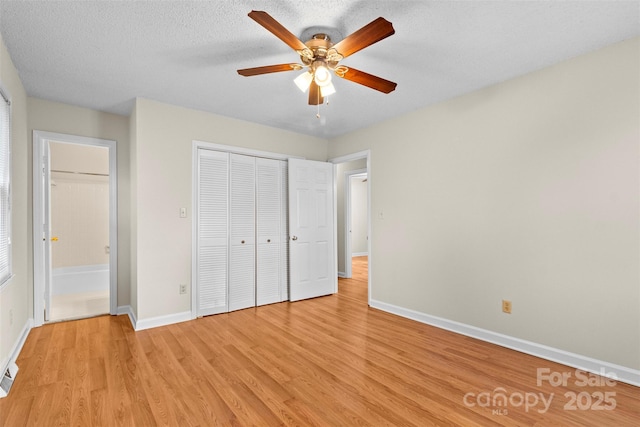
[267,239,271,243]
[241,240,245,244]
[291,236,298,241]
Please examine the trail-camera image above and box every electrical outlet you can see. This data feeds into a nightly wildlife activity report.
[179,284,187,295]
[502,300,512,314]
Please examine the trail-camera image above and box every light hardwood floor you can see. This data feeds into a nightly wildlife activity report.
[1,256,638,425]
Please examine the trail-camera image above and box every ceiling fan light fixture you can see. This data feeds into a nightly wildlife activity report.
[239,11,397,108]
[294,71,313,92]
[320,82,336,97]
[313,63,332,87]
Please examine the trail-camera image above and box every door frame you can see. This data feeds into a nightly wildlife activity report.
[329,150,371,305]
[33,131,118,326]
[344,169,367,279]
[191,140,302,319]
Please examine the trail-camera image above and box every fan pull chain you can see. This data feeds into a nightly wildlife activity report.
[316,95,329,119]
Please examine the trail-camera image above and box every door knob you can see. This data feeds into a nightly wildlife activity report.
[267,239,271,243]
[241,240,245,244]
[291,236,298,241]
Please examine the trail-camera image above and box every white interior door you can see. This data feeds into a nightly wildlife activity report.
[196,149,229,316]
[288,158,336,301]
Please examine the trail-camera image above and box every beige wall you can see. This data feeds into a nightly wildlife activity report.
[129,102,138,317]
[50,143,110,268]
[27,98,131,307]
[328,38,640,370]
[50,173,110,268]
[50,141,109,175]
[131,98,328,321]
[0,33,29,370]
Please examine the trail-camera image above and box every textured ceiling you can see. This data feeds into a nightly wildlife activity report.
[1,1,638,139]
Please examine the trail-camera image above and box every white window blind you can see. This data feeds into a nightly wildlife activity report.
[0,87,11,286]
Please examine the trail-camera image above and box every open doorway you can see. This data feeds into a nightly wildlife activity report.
[33,131,117,326]
[345,170,368,275]
[48,142,110,321]
[331,151,371,304]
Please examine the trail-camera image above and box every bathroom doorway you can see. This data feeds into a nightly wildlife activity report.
[33,131,117,325]
[48,141,110,321]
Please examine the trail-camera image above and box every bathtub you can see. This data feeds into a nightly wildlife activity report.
[52,264,109,295]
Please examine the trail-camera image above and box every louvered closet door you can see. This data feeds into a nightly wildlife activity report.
[229,154,256,312]
[197,150,229,316]
[279,161,289,301]
[256,158,281,306]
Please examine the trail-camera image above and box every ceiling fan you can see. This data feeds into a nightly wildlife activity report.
[237,10,397,106]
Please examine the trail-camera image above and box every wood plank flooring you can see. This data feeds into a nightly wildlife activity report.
[1,256,638,425]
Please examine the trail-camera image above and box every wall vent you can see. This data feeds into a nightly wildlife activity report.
[0,362,18,398]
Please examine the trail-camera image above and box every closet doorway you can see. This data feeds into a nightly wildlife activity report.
[33,131,118,326]
[192,141,337,318]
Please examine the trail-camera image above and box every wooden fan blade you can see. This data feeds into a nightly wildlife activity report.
[332,17,395,59]
[248,10,307,52]
[237,63,301,77]
[339,67,397,93]
[308,81,324,105]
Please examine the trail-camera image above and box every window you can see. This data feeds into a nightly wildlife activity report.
[0,85,11,286]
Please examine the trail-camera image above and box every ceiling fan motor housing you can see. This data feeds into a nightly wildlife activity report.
[300,34,343,71]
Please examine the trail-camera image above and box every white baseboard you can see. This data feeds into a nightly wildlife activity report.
[338,271,346,278]
[352,252,368,257]
[370,299,640,387]
[133,310,192,331]
[0,317,33,393]
[117,305,137,330]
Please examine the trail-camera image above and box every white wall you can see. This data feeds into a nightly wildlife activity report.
[350,176,368,255]
[336,159,366,274]
[27,98,131,307]
[328,38,640,370]
[0,33,29,372]
[131,98,328,321]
